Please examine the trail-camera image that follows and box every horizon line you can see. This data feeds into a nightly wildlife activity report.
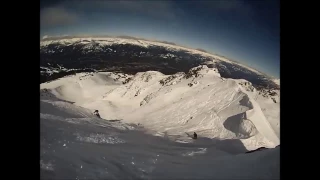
[40,34,278,79]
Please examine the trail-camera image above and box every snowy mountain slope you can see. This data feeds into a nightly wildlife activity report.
[40,36,260,74]
[235,79,280,138]
[40,37,210,57]
[273,79,280,86]
[39,36,265,81]
[40,36,280,93]
[41,72,129,103]
[41,86,279,179]
[41,65,280,149]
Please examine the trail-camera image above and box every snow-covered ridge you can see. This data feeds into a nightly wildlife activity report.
[234,79,280,138]
[273,79,280,86]
[41,65,280,149]
[40,64,81,75]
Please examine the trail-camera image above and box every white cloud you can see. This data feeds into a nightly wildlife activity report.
[40,0,185,28]
[56,0,184,21]
[40,7,79,27]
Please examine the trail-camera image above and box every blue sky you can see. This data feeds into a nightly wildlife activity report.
[40,0,280,78]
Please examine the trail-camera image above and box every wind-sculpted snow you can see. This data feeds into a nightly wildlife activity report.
[223,113,258,139]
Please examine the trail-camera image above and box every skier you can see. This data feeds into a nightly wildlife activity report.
[193,132,197,139]
[93,110,101,118]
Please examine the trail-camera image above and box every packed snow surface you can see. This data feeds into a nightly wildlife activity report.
[41,94,279,179]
